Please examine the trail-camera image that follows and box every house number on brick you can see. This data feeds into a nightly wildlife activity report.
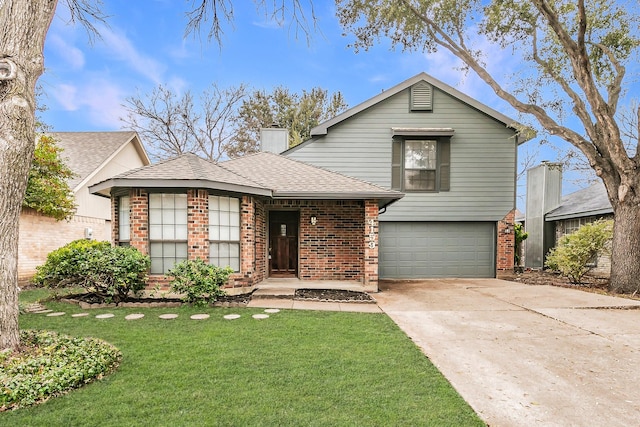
[368,219,376,249]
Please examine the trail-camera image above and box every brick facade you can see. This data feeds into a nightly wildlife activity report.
[18,208,110,284]
[496,209,516,276]
[267,200,366,283]
[111,190,379,291]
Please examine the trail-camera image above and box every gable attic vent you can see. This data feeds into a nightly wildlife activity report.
[410,81,433,111]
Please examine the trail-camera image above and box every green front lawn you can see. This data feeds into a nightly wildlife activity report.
[5,290,483,426]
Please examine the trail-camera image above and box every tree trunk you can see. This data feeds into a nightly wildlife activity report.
[0,1,58,350]
[609,200,640,294]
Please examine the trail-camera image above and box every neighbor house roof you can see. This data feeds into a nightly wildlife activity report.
[51,131,150,191]
[545,182,612,221]
[90,152,404,208]
[307,72,529,143]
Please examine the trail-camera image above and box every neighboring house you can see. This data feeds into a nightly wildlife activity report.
[18,131,150,283]
[523,161,613,274]
[284,72,525,279]
[89,150,403,292]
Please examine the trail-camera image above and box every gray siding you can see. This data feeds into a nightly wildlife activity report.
[287,87,517,221]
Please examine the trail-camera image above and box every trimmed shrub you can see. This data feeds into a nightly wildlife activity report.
[33,240,150,303]
[545,219,613,283]
[168,259,231,306]
[1,330,122,411]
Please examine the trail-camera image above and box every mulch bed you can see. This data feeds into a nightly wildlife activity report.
[501,269,610,291]
[294,288,375,303]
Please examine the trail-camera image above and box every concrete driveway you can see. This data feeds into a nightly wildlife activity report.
[375,279,640,427]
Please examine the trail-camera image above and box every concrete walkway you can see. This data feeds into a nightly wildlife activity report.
[374,279,640,427]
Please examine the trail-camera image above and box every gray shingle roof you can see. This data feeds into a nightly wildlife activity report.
[220,152,403,201]
[90,152,403,207]
[50,131,148,190]
[545,182,612,221]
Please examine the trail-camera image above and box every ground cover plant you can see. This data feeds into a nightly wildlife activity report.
[5,289,483,426]
[0,330,121,410]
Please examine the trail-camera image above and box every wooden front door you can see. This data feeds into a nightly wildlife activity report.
[269,211,298,277]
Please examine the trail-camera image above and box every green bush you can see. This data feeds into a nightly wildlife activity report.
[168,259,231,306]
[33,240,150,303]
[545,219,613,283]
[1,330,122,410]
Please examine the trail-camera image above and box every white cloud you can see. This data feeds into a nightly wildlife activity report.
[96,24,166,84]
[47,34,85,70]
[50,78,127,128]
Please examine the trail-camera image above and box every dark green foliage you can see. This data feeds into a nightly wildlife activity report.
[167,259,231,306]
[33,240,150,302]
[23,135,76,221]
[0,330,121,411]
[514,222,528,266]
[545,219,613,283]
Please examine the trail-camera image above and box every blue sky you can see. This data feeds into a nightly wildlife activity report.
[40,1,610,203]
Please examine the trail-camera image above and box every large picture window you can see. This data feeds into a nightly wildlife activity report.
[392,137,450,192]
[209,195,240,271]
[149,193,188,274]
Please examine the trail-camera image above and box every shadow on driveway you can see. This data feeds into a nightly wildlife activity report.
[375,279,640,427]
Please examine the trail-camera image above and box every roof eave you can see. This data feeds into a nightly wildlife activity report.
[310,72,524,137]
[89,178,273,198]
[545,208,613,221]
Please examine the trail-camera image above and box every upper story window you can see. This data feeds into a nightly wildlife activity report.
[209,195,240,272]
[149,193,188,274]
[118,195,130,246]
[391,133,451,192]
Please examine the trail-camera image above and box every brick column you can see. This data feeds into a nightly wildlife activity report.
[111,195,119,245]
[130,189,148,255]
[497,209,516,276]
[237,196,256,284]
[188,189,209,260]
[363,200,379,292]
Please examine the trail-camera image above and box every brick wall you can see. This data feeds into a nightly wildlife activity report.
[267,200,365,282]
[18,208,110,283]
[187,189,209,260]
[496,209,516,276]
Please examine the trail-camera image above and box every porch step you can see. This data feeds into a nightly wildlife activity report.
[252,287,296,299]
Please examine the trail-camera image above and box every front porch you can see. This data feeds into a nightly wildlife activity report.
[248,278,381,313]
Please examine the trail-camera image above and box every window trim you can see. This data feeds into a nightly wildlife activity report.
[392,136,451,193]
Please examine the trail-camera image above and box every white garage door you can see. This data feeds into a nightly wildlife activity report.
[379,222,496,278]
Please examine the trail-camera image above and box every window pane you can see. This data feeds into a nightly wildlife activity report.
[219,197,230,211]
[405,169,436,191]
[149,194,161,209]
[175,194,187,209]
[209,195,219,211]
[119,196,130,241]
[220,226,230,240]
[220,210,230,226]
[150,225,162,240]
[405,140,436,170]
[163,224,175,240]
[175,224,188,241]
[230,226,240,241]
[210,226,220,240]
[162,194,174,209]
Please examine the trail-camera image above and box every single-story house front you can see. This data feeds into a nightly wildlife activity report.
[89,151,403,292]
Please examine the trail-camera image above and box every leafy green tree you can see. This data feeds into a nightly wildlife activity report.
[337,0,640,294]
[545,219,613,284]
[23,135,76,221]
[232,86,348,155]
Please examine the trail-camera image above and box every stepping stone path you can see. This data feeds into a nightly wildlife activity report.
[252,314,269,320]
[125,313,145,320]
[95,313,115,319]
[46,312,65,317]
[159,314,178,320]
[190,314,209,320]
[72,313,89,318]
[33,309,53,314]
[25,303,48,313]
[223,314,241,320]
[264,309,280,314]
